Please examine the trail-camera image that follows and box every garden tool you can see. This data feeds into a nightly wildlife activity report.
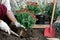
[10,30,20,37]
[44,0,56,37]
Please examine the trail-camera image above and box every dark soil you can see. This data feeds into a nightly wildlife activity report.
[0,26,60,40]
[0,28,48,40]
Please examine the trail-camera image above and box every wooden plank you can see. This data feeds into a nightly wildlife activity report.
[47,38,60,40]
[32,24,49,28]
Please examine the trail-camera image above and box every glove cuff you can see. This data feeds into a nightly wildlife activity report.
[15,21,18,25]
[14,21,20,27]
[0,20,6,25]
[0,20,3,25]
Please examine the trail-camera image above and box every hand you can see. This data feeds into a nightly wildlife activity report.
[0,20,11,34]
[15,21,25,29]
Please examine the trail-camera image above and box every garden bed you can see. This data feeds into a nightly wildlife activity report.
[0,28,47,40]
[0,28,60,40]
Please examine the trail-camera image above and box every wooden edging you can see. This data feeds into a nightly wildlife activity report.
[47,38,60,40]
[32,24,49,28]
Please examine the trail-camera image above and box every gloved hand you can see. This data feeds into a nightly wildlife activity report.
[0,20,11,34]
[14,21,25,29]
[53,20,60,29]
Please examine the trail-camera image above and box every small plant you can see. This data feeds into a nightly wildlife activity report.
[45,3,60,19]
[16,12,35,28]
[27,4,41,14]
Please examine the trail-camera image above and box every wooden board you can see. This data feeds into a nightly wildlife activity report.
[32,24,49,28]
[47,38,60,40]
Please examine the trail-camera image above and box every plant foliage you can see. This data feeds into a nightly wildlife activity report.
[27,4,41,15]
[45,3,60,19]
[16,12,35,28]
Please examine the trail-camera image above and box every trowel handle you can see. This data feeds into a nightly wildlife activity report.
[50,0,56,24]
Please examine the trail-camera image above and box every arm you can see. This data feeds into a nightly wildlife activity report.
[7,10,17,23]
[3,0,25,28]
[1,0,17,23]
[7,9,25,28]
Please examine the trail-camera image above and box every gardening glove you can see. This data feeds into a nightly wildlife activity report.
[0,20,11,34]
[53,20,60,29]
[15,21,25,29]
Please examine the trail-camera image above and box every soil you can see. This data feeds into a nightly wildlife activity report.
[0,27,60,40]
[0,28,48,40]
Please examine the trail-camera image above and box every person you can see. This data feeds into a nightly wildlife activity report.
[0,0,25,35]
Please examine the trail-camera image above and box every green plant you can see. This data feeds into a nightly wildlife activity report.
[26,2,48,15]
[16,12,35,28]
[27,4,41,15]
[36,5,46,15]
[45,3,60,19]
